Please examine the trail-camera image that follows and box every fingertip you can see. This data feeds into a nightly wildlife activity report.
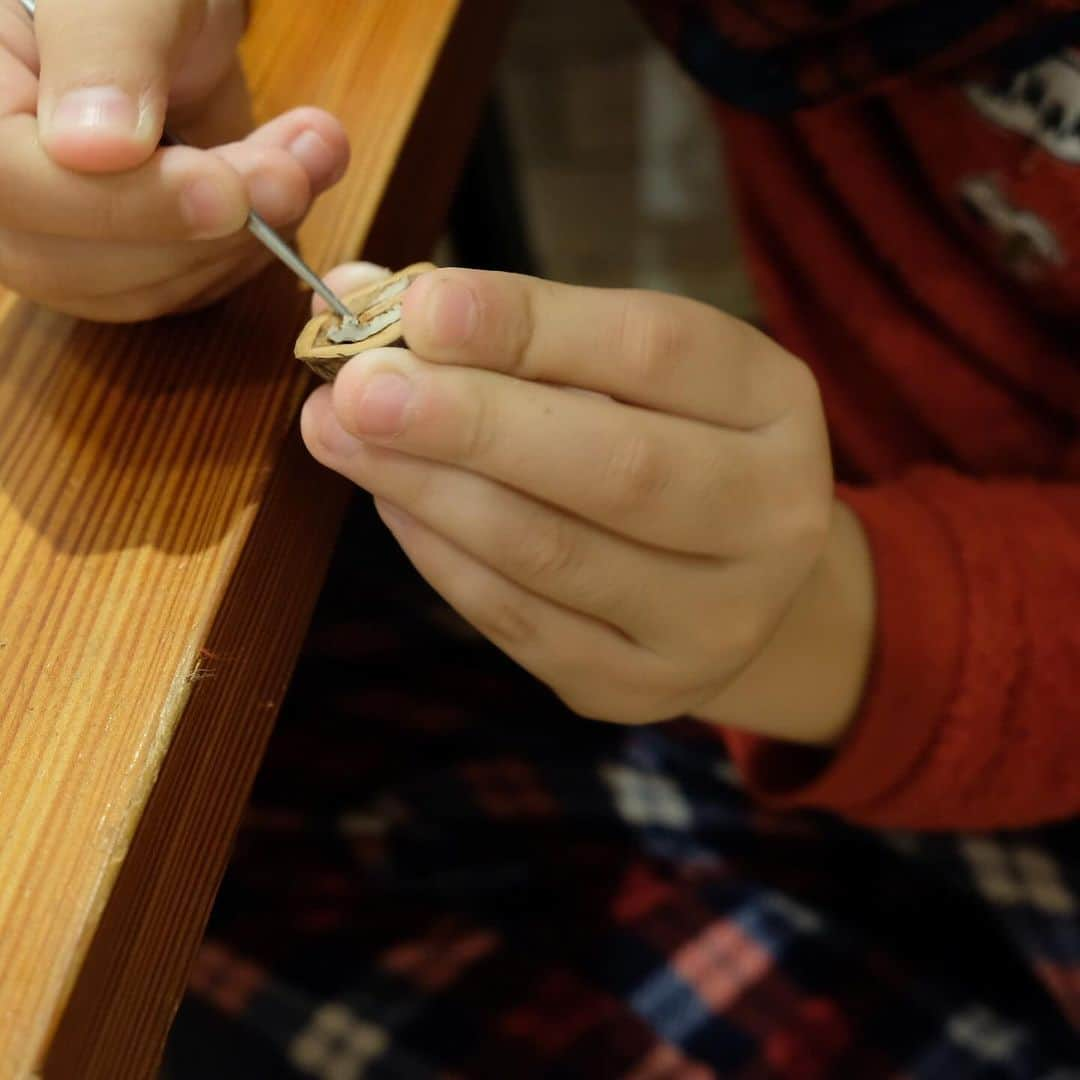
[400,268,436,321]
[300,384,334,456]
[401,268,479,354]
[311,262,391,315]
[285,109,350,191]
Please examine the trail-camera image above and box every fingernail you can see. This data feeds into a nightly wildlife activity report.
[180,177,237,238]
[288,129,340,187]
[318,410,364,458]
[52,86,140,136]
[427,278,478,347]
[353,372,414,436]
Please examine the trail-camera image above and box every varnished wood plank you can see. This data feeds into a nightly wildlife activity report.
[43,407,352,1079]
[0,2,510,1076]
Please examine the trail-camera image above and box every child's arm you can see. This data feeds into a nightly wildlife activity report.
[301,265,871,739]
[727,470,1080,831]
[300,264,1080,835]
[0,0,349,320]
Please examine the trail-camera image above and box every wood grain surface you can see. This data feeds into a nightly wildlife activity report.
[0,2,509,1076]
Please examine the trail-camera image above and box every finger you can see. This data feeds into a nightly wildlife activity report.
[0,113,249,240]
[0,27,37,117]
[169,0,247,109]
[329,347,779,556]
[371,499,684,724]
[302,394,729,647]
[198,107,351,230]
[304,391,651,628]
[212,140,311,229]
[35,0,206,172]
[0,225,247,299]
[401,268,806,429]
[51,242,263,321]
[243,106,350,196]
[0,5,37,73]
[138,243,267,316]
[311,261,391,316]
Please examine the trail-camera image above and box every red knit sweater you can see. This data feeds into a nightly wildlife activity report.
[634,3,1080,831]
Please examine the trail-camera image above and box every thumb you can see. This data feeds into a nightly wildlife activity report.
[34,0,206,173]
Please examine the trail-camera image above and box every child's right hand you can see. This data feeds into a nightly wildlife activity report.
[0,0,350,321]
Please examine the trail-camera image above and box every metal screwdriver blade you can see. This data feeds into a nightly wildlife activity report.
[245,212,357,325]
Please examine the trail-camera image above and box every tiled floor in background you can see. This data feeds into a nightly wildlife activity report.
[498,0,758,321]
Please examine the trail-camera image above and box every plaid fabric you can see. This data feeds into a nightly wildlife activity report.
[629,0,1080,113]
[163,497,1080,1079]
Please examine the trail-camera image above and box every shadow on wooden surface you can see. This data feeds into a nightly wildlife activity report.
[0,266,305,557]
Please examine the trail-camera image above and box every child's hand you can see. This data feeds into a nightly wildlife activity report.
[302,266,874,743]
[0,0,349,320]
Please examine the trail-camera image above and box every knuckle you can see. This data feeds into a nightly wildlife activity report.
[559,660,686,725]
[786,356,824,412]
[502,275,541,375]
[248,147,311,223]
[775,357,828,440]
[399,455,440,511]
[719,610,772,669]
[89,189,127,243]
[792,492,832,550]
[466,588,536,649]
[602,431,671,516]
[762,459,832,554]
[509,514,580,585]
[616,292,685,389]
[457,388,498,464]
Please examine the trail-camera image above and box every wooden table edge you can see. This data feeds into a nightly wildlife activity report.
[29,3,514,1075]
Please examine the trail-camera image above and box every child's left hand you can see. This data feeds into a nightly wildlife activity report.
[301,265,873,742]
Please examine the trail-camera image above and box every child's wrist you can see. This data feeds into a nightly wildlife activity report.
[695,501,876,747]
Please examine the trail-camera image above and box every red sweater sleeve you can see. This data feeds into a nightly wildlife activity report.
[726,469,1080,831]
[641,4,1080,830]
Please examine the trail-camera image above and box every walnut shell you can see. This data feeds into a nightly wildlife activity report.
[294,262,437,381]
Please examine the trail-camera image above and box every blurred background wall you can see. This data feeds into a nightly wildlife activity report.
[496,0,758,321]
